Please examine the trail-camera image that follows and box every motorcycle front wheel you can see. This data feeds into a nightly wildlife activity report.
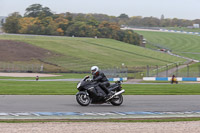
[110,94,123,106]
[76,92,91,106]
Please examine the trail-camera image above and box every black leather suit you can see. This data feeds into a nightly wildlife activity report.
[92,71,110,94]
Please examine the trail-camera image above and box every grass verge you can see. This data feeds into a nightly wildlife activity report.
[1,117,200,123]
[1,81,200,95]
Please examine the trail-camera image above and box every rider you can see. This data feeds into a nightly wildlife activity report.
[90,66,112,97]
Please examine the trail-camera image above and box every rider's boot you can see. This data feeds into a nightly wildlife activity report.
[105,91,114,99]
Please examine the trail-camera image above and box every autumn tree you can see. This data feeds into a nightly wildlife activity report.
[18,17,38,33]
[3,4,141,45]
[3,12,22,33]
[54,15,69,34]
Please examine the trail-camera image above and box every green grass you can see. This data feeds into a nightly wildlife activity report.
[0,34,186,72]
[1,81,200,95]
[123,84,200,95]
[0,81,76,95]
[1,117,200,123]
[135,30,200,61]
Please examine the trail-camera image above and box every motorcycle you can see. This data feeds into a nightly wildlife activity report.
[76,76,125,106]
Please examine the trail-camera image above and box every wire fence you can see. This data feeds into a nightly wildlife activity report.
[0,63,43,73]
[146,63,200,77]
[102,67,128,78]
[2,62,198,78]
[0,63,128,78]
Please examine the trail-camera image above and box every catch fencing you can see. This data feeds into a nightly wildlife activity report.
[102,67,128,79]
[146,62,200,77]
[0,63,43,73]
[0,63,128,79]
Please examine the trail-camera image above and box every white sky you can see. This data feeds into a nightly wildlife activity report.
[0,0,200,20]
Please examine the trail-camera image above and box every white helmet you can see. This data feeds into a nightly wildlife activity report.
[91,66,99,75]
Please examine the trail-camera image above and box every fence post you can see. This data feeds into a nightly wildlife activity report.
[8,64,10,72]
[147,65,149,77]
[125,66,128,78]
[199,64,200,77]
[176,64,178,77]
[166,65,168,77]
[156,65,158,77]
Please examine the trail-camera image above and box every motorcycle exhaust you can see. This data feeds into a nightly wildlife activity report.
[106,89,125,101]
[114,89,125,96]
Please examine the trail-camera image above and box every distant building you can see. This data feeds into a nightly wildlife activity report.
[187,24,200,29]
[187,26,193,29]
[193,24,200,28]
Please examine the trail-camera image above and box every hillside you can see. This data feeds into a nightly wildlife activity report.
[0,34,186,72]
[135,30,200,61]
[0,40,56,61]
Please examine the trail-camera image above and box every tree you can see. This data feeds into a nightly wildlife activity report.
[118,13,129,19]
[141,17,160,27]
[86,19,100,27]
[160,14,165,20]
[128,16,142,26]
[65,12,73,21]
[41,7,53,17]
[24,4,53,18]
[54,15,69,34]
[56,28,64,35]
[3,12,22,33]
[18,17,37,33]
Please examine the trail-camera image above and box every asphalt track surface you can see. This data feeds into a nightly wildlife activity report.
[1,95,200,113]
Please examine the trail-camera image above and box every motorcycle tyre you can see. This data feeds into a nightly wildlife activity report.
[76,92,91,106]
[110,94,123,106]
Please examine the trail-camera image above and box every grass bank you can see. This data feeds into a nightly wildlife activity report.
[0,34,185,72]
[135,30,200,61]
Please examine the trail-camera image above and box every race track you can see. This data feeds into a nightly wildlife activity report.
[1,95,200,113]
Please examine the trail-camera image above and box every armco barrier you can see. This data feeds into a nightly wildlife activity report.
[159,29,200,35]
[108,77,127,81]
[143,77,200,81]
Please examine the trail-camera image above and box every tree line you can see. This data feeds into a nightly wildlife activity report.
[76,13,200,27]
[2,4,140,45]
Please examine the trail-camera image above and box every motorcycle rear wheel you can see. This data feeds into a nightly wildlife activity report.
[110,94,123,106]
[76,92,91,106]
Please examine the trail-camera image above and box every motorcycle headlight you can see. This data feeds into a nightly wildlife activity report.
[77,82,81,89]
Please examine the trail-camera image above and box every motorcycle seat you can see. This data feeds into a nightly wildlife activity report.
[108,84,118,91]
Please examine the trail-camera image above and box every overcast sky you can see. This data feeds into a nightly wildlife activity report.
[0,0,200,20]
